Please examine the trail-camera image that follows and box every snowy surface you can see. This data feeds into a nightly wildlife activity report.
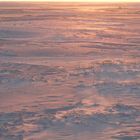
[0,2,140,140]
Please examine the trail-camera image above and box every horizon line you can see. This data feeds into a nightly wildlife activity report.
[0,0,140,2]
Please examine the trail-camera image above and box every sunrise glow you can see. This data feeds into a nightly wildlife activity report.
[0,0,140,2]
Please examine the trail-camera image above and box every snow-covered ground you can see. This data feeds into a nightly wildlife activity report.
[0,2,140,140]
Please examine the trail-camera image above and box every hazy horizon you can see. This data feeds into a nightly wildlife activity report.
[0,0,140,3]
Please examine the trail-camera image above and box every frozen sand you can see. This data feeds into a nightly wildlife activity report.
[0,2,140,140]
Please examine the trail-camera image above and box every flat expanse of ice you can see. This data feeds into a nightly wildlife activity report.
[0,2,140,140]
